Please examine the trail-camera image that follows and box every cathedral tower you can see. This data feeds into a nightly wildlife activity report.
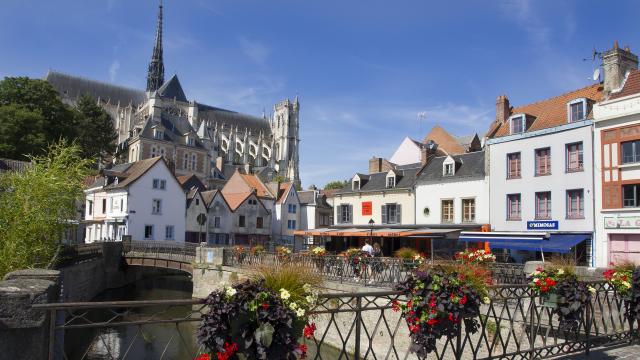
[146,1,165,92]
[271,97,300,185]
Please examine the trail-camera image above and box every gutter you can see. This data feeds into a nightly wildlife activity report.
[590,122,597,267]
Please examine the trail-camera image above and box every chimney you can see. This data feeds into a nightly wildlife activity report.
[603,40,639,96]
[369,157,382,174]
[496,95,510,124]
[421,141,439,166]
[420,147,429,167]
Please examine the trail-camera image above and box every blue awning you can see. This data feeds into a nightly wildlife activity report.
[459,233,590,253]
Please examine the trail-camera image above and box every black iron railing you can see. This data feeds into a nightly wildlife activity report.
[222,250,527,286]
[33,281,633,360]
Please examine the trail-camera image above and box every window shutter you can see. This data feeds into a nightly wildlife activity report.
[349,205,353,223]
[397,204,402,223]
[381,205,387,224]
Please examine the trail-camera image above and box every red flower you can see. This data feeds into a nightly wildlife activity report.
[448,313,454,321]
[304,323,316,339]
[195,355,210,360]
[545,278,556,287]
[216,342,238,360]
[298,343,308,359]
[459,295,467,305]
[391,299,400,312]
[427,318,439,325]
[429,299,436,308]
[409,324,420,333]
[261,302,269,310]
[603,269,615,280]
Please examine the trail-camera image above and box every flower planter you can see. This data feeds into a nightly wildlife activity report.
[541,293,557,308]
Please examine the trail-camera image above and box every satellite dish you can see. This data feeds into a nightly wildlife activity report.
[593,68,601,82]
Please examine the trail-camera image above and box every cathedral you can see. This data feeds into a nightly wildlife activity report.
[45,1,300,187]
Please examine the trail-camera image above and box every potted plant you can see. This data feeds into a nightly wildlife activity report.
[455,249,496,264]
[393,262,492,357]
[343,248,370,278]
[197,264,321,359]
[310,246,326,270]
[234,246,247,264]
[276,246,292,262]
[250,245,265,256]
[604,262,638,322]
[394,247,424,271]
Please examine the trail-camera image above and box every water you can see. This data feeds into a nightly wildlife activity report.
[64,273,200,360]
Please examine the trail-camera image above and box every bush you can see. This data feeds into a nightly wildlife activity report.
[250,245,265,255]
[252,264,322,305]
[395,247,418,260]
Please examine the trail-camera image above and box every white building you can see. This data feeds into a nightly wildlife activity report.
[84,157,186,242]
[415,151,488,226]
[298,189,333,249]
[593,43,640,266]
[478,85,603,265]
[268,183,301,248]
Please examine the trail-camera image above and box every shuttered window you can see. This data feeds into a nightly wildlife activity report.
[381,204,401,224]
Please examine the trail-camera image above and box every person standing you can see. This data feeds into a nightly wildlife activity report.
[362,240,373,255]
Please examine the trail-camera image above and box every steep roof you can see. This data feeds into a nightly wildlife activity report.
[417,151,485,183]
[422,125,466,155]
[107,157,164,189]
[201,189,218,207]
[335,168,419,194]
[223,192,253,211]
[177,173,206,192]
[239,172,274,198]
[488,83,603,138]
[610,69,640,100]
[45,70,147,105]
[156,74,187,102]
[275,182,293,204]
[297,190,316,205]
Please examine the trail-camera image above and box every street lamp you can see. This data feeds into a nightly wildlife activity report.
[368,218,375,246]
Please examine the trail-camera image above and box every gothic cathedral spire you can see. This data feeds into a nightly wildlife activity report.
[146,0,165,92]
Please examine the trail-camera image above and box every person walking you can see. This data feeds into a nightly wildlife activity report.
[362,240,373,255]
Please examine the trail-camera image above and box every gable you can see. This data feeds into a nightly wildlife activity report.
[389,137,422,165]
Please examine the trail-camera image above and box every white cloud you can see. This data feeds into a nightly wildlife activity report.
[239,36,270,65]
[108,60,120,82]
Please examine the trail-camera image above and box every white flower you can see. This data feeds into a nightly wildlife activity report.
[588,286,596,294]
[295,308,305,318]
[483,297,491,304]
[557,269,564,275]
[533,278,541,283]
[289,302,298,310]
[303,284,313,293]
[280,288,291,300]
[225,287,237,297]
[623,281,632,288]
[306,295,316,304]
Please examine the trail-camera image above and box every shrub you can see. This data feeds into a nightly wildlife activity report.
[250,245,265,255]
[252,264,323,305]
[395,247,418,260]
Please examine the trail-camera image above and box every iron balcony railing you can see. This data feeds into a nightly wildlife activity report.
[33,281,633,360]
[222,250,528,286]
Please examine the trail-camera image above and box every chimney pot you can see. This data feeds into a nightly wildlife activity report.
[496,95,510,124]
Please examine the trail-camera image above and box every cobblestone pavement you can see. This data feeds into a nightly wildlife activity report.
[553,344,640,359]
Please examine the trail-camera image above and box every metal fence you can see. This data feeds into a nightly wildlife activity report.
[123,240,198,263]
[33,281,634,360]
[222,250,527,286]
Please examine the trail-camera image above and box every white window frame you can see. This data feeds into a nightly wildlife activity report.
[165,225,174,240]
[386,175,395,188]
[152,199,162,214]
[154,129,164,140]
[567,98,587,123]
[509,114,526,135]
[444,163,454,176]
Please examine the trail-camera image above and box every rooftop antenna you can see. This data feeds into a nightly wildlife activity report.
[417,111,427,133]
[583,46,603,82]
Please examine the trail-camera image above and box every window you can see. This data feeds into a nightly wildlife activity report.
[535,148,551,176]
[386,176,395,188]
[87,200,93,215]
[102,198,107,214]
[507,194,521,220]
[153,179,159,189]
[287,220,297,229]
[160,180,166,190]
[239,215,246,227]
[151,146,157,157]
[535,192,551,220]
[444,163,454,176]
[188,137,195,146]
[154,129,164,140]
[339,204,352,224]
[381,204,402,224]
[248,199,257,205]
[152,199,162,214]
[569,100,586,123]
[214,216,221,228]
[510,115,525,134]
[507,152,521,179]
[144,225,154,239]
[120,199,123,212]
[566,142,584,172]
[622,140,640,164]
[623,184,640,207]
[165,225,174,240]
[160,148,165,157]
[257,217,263,229]
[353,180,360,190]
[183,153,189,170]
[288,204,297,213]
[567,189,584,218]
[441,200,454,223]
[191,154,197,170]
[462,199,475,223]
[195,198,200,206]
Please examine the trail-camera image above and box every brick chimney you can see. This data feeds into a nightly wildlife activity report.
[369,157,382,174]
[496,95,510,124]
[603,41,639,96]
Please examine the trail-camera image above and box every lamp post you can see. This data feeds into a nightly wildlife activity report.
[368,218,374,246]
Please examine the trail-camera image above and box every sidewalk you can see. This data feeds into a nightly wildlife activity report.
[553,344,640,359]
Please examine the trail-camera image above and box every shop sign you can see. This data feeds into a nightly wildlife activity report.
[362,201,372,216]
[605,216,640,229]
[527,220,558,230]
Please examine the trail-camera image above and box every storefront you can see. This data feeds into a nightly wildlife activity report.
[604,216,640,264]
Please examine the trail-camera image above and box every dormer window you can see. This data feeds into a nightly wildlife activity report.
[187,137,195,146]
[510,115,525,134]
[568,98,587,123]
[154,129,164,140]
[353,180,360,190]
[444,163,454,176]
[386,175,395,188]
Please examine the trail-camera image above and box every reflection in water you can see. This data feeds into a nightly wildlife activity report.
[65,274,200,360]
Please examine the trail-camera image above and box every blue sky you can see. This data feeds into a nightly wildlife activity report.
[1,1,639,188]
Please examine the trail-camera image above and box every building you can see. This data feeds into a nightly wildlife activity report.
[474,80,603,265]
[179,174,208,243]
[84,157,186,242]
[268,182,301,249]
[593,43,640,266]
[388,126,481,166]
[45,1,300,186]
[298,189,333,249]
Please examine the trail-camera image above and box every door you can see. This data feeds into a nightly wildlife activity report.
[609,234,640,264]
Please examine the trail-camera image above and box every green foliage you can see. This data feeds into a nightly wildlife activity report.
[0,141,91,277]
[75,94,118,164]
[323,180,348,190]
[252,264,322,305]
[395,247,418,259]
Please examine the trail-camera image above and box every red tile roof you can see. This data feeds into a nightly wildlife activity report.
[223,192,252,211]
[239,172,273,198]
[276,182,292,204]
[488,83,603,138]
[610,69,640,100]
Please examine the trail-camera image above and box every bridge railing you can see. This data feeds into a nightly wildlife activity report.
[123,240,198,264]
[222,249,527,287]
[32,281,632,360]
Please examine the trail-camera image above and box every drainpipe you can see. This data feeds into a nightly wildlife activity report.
[590,123,597,268]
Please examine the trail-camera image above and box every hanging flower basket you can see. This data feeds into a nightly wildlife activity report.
[343,248,370,277]
[541,292,558,308]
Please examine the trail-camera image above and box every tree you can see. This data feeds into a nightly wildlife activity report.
[324,180,349,190]
[0,141,91,278]
[0,77,77,159]
[75,94,117,164]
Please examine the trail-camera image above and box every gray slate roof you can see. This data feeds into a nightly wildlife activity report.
[416,151,485,184]
[45,71,147,105]
[336,167,419,194]
[156,75,187,102]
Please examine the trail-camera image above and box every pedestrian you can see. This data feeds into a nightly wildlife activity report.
[362,240,373,255]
